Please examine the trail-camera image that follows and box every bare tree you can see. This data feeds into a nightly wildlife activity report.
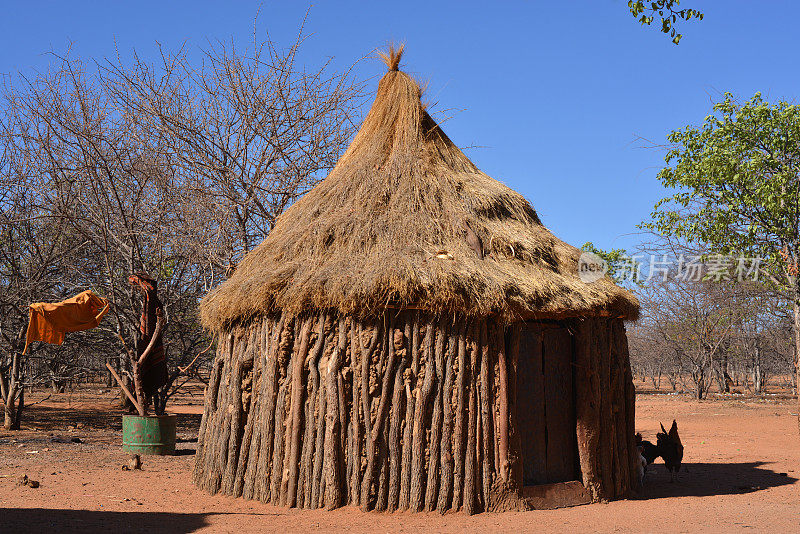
[629,234,794,397]
[0,22,365,427]
[637,275,735,399]
[0,133,87,427]
[101,23,365,272]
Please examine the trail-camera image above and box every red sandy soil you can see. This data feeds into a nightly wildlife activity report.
[2,388,799,533]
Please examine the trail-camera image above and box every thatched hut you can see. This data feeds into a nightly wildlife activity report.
[193,46,640,514]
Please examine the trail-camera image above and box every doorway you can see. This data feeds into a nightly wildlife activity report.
[516,322,579,485]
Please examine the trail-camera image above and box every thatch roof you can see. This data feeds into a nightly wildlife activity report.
[200,47,639,331]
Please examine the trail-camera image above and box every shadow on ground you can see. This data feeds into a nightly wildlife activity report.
[637,462,797,499]
[0,508,210,533]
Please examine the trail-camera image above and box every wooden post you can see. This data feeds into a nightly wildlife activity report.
[105,362,142,414]
[496,323,510,484]
[409,319,435,511]
[323,316,348,509]
[574,319,600,500]
[479,320,493,510]
[506,323,523,494]
[425,321,446,510]
[452,320,469,510]
[286,318,313,506]
[437,325,458,512]
[463,323,478,515]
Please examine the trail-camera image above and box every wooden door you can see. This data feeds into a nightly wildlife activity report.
[516,322,578,485]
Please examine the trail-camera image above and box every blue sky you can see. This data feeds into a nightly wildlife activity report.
[2,1,797,253]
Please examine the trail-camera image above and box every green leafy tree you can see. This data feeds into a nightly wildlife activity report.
[643,92,800,428]
[581,242,641,286]
[628,0,704,44]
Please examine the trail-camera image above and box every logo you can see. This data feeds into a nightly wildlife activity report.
[578,251,608,283]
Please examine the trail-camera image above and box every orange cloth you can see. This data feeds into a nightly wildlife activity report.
[24,290,109,354]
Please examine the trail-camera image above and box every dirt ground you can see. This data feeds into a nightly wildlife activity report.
[2,388,800,533]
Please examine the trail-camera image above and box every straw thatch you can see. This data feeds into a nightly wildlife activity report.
[200,47,638,332]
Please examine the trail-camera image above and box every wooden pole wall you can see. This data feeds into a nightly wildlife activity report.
[572,317,638,501]
[193,312,637,513]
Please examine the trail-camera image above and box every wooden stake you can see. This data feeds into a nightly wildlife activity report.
[286,317,313,506]
[463,324,478,516]
[409,319,435,511]
[452,320,469,510]
[387,322,407,511]
[496,322,510,484]
[479,320,493,510]
[105,362,142,414]
[398,313,420,510]
[323,316,347,509]
[425,321,446,511]
[437,325,458,513]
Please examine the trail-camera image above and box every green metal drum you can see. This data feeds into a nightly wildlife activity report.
[122,414,177,455]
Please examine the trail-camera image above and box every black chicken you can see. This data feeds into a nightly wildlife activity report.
[657,420,684,482]
[636,432,660,465]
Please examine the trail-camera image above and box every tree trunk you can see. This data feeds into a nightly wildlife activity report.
[718,352,730,393]
[753,345,763,395]
[794,298,800,434]
[105,358,115,388]
[14,386,24,429]
[3,352,23,430]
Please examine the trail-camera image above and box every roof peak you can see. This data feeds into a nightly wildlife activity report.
[377,43,405,72]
